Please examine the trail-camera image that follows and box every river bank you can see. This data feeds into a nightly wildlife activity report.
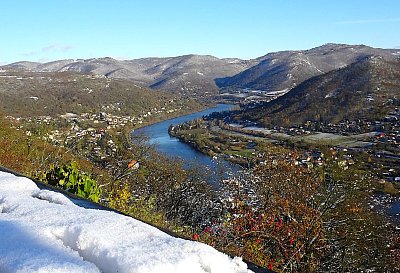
[131,104,241,187]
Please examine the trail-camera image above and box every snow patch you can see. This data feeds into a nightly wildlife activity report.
[31,189,74,206]
[266,89,289,95]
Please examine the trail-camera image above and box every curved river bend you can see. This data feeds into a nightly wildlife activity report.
[132,104,240,187]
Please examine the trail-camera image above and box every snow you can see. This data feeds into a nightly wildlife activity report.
[325,92,334,99]
[265,89,288,95]
[0,171,253,273]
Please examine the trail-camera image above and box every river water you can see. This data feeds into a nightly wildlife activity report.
[131,104,241,187]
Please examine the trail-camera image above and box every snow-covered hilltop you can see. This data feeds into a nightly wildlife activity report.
[0,171,253,273]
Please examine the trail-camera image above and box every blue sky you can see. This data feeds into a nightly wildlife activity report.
[1,0,399,64]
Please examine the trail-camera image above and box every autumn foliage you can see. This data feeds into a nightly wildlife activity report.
[194,155,325,272]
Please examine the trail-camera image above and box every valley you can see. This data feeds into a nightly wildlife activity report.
[1,43,399,272]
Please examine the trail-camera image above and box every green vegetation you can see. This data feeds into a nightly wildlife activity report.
[42,163,101,202]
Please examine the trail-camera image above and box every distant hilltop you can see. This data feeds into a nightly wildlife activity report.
[2,43,399,98]
[232,55,400,127]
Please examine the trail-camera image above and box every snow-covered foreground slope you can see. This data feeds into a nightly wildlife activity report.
[0,171,253,273]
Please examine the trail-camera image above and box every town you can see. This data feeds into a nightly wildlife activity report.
[6,100,194,162]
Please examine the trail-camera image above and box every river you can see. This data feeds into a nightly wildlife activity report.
[131,104,241,187]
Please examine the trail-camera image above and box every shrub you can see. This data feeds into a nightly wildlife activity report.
[43,163,101,202]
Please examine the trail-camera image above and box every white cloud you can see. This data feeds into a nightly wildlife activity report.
[21,43,74,58]
[42,44,74,53]
[335,18,400,25]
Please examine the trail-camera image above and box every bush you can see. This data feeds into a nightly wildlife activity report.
[43,163,101,202]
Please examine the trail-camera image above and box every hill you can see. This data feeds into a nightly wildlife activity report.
[0,68,200,118]
[236,56,400,126]
[216,44,399,93]
[3,44,399,100]
[2,55,256,98]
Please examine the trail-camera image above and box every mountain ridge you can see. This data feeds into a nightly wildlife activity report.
[216,43,399,92]
[3,43,399,98]
[2,55,257,98]
[235,56,400,126]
